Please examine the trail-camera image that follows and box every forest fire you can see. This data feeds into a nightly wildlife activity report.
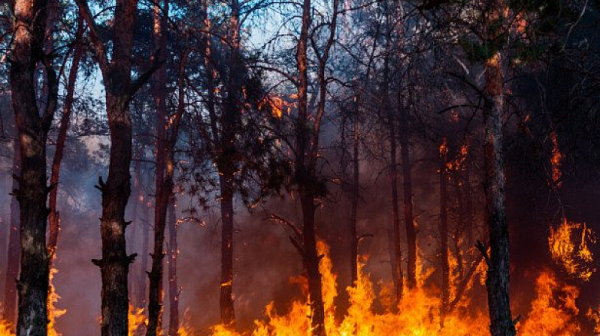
[129,241,591,336]
[2,0,600,335]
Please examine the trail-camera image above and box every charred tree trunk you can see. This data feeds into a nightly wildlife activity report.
[47,16,84,262]
[483,52,516,336]
[167,199,179,336]
[300,194,326,336]
[439,140,450,318]
[389,121,404,304]
[10,0,58,333]
[137,196,150,310]
[4,140,20,326]
[453,170,466,279]
[218,0,242,326]
[294,1,328,335]
[464,159,475,247]
[398,105,416,289]
[349,114,359,285]
[146,0,169,333]
[147,44,187,336]
[380,39,403,303]
[219,174,235,325]
[128,154,142,307]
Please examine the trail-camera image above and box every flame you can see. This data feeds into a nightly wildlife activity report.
[0,268,65,336]
[128,305,147,336]
[203,242,596,336]
[259,94,297,118]
[229,242,489,336]
[549,219,596,281]
[0,321,11,336]
[48,267,66,336]
[518,271,581,335]
[0,239,592,336]
[586,307,600,334]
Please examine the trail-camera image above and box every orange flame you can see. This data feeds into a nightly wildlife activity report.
[518,271,581,335]
[128,305,147,336]
[549,219,596,281]
[48,267,66,336]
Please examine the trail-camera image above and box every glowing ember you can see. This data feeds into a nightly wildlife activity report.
[550,131,562,188]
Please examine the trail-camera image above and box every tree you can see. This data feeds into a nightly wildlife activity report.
[167,198,180,336]
[9,0,58,333]
[292,0,339,334]
[146,9,188,331]
[74,0,161,333]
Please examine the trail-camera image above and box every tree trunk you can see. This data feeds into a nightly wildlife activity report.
[483,52,516,336]
[146,0,169,333]
[389,122,404,304]
[300,195,326,336]
[295,0,327,334]
[94,94,136,336]
[219,175,235,325]
[4,140,20,326]
[47,16,84,262]
[398,105,416,289]
[167,199,179,336]
[217,0,242,326]
[453,170,466,280]
[439,140,450,318]
[75,0,154,332]
[147,41,187,336]
[137,195,150,311]
[463,158,475,247]
[128,155,141,307]
[10,0,58,332]
[349,115,359,285]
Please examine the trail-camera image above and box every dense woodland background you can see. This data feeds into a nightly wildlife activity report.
[2,0,600,335]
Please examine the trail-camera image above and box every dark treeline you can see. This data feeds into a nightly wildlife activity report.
[1,0,600,335]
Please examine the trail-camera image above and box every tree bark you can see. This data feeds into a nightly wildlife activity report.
[483,52,516,336]
[10,0,58,333]
[167,199,179,336]
[4,140,20,327]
